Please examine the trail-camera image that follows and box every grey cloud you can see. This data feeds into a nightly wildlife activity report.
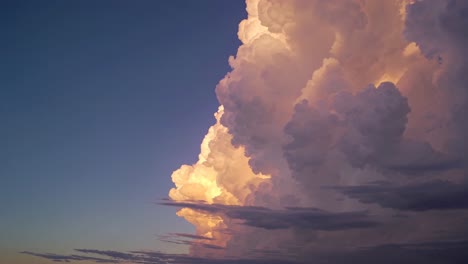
[405,0,468,160]
[297,240,468,264]
[157,233,224,250]
[160,201,378,231]
[284,82,410,172]
[169,233,215,241]
[405,0,468,59]
[381,139,463,173]
[75,249,137,261]
[332,180,468,211]
[24,248,300,264]
[334,82,410,168]
[283,99,335,176]
[23,240,468,264]
[282,82,413,199]
[21,251,116,263]
[344,240,468,264]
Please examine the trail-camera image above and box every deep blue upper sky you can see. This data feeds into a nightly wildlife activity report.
[0,0,245,261]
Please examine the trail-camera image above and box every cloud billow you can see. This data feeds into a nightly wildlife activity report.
[165,0,468,260]
[26,0,468,263]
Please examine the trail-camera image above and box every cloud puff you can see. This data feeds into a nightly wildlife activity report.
[284,82,410,178]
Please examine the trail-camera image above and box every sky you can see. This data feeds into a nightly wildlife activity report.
[2,1,468,264]
[0,1,245,263]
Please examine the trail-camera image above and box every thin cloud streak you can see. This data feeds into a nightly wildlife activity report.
[23,239,468,264]
[160,201,380,231]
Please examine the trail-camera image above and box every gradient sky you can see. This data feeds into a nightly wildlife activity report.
[0,1,245,263]
[3,1,468,264]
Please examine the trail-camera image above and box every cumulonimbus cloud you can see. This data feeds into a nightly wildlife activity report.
[25,0,468,263]
[165,0,468,261]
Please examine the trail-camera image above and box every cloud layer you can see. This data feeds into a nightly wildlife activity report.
[23,239,468,264]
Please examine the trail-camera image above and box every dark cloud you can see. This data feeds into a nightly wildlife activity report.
[405,0,468,160]
[342,240,468,264]
[75,249,135,261]
[282,82,414,197]
[284,82,410,173]
[23,240,468,264]
[24,249,299,264]
[332,180,468,211]
[160,201,379,231]
[157,233,224,250]
[287,240,468,264]
[381,139,463,173]
[170,233,215,241]
[334,82,410,168]
[21,251,116,263]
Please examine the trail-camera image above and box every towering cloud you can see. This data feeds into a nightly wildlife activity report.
[22,1,468,263]
[166,0,468,261]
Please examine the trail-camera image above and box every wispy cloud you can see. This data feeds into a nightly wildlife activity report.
[21,251,116,263]
[23,239,468,264]
[23,249,300,264]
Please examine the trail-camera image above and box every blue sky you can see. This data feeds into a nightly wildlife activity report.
[0,1,245,262]
[2,1,468,264]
